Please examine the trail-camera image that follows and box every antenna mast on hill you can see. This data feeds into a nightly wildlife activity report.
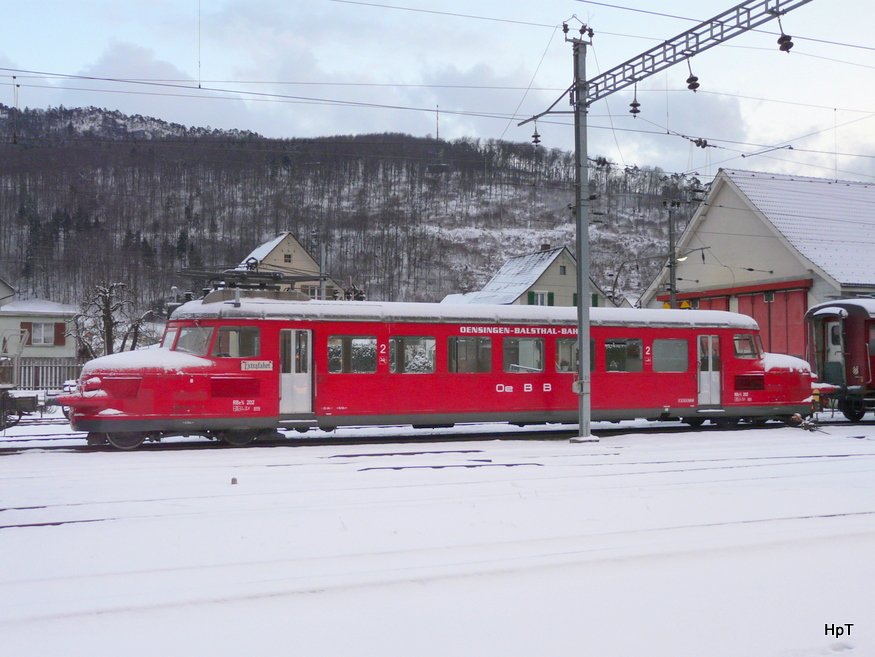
[519,0,814,442]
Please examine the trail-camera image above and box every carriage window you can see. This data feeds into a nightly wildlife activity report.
[831,325,842,347]
[175,326,214,356]
[328,336,377,373]
[869,325,875,355]
[449,337,491,373]
[733,334,760,358]
[556,338,577,372]
[605,338,643,372]
[390,336,436,374]
[555,339,596,372]
[504,338,544,373]
[161,328,178,349]
[212,327,260,358]
[653,339,688,372]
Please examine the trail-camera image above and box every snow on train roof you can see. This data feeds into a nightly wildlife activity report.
[806,297,875,318]
[172,297,759,329]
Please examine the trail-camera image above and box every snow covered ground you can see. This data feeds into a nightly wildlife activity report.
[1,415,873,657]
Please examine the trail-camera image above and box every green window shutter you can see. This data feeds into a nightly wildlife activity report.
[573,293,578,307]
[527,291,535,305]
[547,292,555,306]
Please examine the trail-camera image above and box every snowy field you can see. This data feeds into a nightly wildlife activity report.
[1,415,873,657]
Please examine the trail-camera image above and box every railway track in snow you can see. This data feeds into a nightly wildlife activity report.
[0,420,804,455]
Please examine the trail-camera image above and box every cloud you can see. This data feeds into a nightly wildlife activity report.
[51,43,257,132]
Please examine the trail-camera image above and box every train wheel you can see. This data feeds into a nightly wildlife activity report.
[106,432,146,450]
[86,432,109,446]
[220,430,256,447]
[682,418,705,427]
[841,399,866,422]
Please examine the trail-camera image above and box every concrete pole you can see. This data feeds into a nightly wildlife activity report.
[571,38,596,443]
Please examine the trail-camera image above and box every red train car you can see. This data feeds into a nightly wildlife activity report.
[59,290,814,449]
[805,299,875,421]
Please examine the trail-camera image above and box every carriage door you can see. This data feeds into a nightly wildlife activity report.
[823,320,846,385]
[697,335,722,406]
[280,330,312,414]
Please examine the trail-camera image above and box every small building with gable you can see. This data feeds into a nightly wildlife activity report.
[442,245,617,307]
[238,232,341,299]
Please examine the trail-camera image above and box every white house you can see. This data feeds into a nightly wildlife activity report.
[640,168,875,358]
[442,245,619,307]
[0,277,80,389]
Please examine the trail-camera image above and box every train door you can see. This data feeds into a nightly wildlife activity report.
[280,329,312,414]
[697,335,721,406]
[823,320,846,385]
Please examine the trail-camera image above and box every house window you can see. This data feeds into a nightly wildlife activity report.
[527,291,554,306]
[301,285,319,299]
[559,265,567,275]
[283,253,292,264]
[30,323,56,346]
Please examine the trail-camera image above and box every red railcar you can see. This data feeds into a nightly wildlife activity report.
[805,299,875,421]
[59,291,814,449]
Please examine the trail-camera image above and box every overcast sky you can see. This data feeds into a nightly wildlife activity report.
[2,0,873,181]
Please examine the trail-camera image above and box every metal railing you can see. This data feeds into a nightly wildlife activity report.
[16,358,83,391]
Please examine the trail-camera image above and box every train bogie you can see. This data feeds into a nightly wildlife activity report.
[59,297,816,448]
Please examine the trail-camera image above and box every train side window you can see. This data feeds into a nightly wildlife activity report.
[448,336,491,373]
[869,325,875,355]
[161,328,178,349]
[390,336,436,374]
[555,338,596,372]
[733,334,760,358]
[504,338,544,373]
[653,339,688,372]
[212,327,260,358]
[328,336,377,373]
[605,338,643,372]
[175,326,214,356]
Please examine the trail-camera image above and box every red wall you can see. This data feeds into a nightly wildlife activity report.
[736,289,807,358]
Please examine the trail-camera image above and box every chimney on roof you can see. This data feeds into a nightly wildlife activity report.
[540,243,551,251]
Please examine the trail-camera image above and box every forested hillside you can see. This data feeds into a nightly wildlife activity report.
[0,104,701,311]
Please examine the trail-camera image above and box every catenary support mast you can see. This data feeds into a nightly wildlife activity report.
[521,0,815,442]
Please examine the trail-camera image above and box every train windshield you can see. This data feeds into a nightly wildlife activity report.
[733,334,762,358]
[160,328,178,349]
[175,326,214,356]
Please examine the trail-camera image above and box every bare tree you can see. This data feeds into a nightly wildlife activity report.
[71,283,156,359]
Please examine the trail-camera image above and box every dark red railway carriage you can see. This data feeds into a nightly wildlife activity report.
[59,291,814,449]
[805,298,875,421]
